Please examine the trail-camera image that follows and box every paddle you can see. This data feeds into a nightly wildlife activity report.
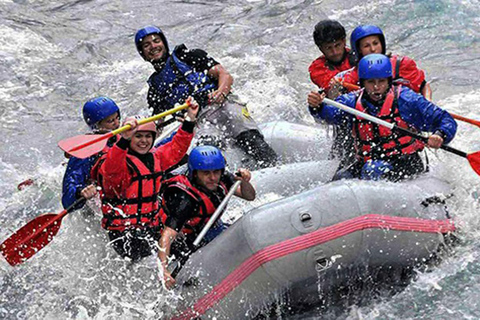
[0,198,86,266]
[336,81,480,129]
[58,103,190,159]
[171,180,242,278]
[17,117,180,192]
[323,98,480,176]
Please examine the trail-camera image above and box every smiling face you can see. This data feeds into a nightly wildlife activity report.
[140,34,167,62]
[195,169,223,191]
[319,38,346,64]
[363,78,390,102]
[358,35,383,57]
[129,131,154,154]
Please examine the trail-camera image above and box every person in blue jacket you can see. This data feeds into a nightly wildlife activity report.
[134,25,277,169]
[309,54,457,181]
[61,97,121,209]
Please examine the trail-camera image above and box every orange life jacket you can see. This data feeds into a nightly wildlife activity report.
[160,175,228,235]
[353,85,425,161]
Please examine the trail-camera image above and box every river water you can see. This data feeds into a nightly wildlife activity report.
[1,0,480,319]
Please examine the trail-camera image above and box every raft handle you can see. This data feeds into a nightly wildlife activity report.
[300,213,312,222]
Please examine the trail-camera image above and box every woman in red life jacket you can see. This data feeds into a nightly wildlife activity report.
[338,25,432,100]
[158,145,256,288]
[92,97,199,262]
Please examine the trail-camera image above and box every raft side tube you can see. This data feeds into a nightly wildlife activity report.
[174,177,454,319]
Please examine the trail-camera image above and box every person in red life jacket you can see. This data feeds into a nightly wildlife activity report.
[336,25,432,100]
[61,97,121,210]
[309,54,457,181]
[157,145,256,288]
[134,25,277,169]
[307,20,357,170]
[91,97,199,262]
[307,20,355,102]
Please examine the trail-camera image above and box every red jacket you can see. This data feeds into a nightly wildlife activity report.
[309,48,354,92]
[343,55,426,93]
[92,127,193,231]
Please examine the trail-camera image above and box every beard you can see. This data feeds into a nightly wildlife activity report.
[151,52,169,71]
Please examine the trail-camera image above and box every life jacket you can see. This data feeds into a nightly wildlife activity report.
[353,85,425,162]
[147,46,217,109]
[93,153,164,232]
[159,175,228,236]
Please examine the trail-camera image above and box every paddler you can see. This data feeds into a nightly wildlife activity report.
[157,145,255,288]
[134,25,277,169]
[339,25,432,100]
[61,97,121,210]
[90,97,199,262]
[307,19,355,100]
[306,20,356,168]
[309,54,457,181]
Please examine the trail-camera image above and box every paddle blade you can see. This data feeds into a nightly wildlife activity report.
[467,151,480,176]
[58,134,109,159]
[0,213,64,266]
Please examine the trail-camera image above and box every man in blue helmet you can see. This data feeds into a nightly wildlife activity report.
[157,145,255,288]
[61,97,120,209]
[134,25,277,169]
[309,54,457,181]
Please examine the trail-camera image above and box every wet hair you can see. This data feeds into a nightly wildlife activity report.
[313,20,346,47]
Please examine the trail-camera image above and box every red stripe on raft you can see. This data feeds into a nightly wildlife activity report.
[171,214,455,320]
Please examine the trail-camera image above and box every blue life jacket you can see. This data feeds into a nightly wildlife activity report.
[148,46,217,109]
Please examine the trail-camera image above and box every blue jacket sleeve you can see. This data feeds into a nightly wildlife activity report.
[308,92,358,126]
[397,88,457,143]
[61,156,95,209]
[154,130,177,148]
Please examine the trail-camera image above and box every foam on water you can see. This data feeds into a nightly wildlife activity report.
[2,0,480,319]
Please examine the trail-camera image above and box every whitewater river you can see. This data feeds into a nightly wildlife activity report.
[1,0,480,319]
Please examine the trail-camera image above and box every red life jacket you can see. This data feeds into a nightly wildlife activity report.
[93,154,164,232]
[159,175,229,236]
[353,85,425,161]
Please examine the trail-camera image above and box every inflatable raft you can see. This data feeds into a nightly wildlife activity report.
[170,176,455,319]
[172,120,332,168]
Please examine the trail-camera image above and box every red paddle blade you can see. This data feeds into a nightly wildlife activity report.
[467,151,480,176]
[0,213,64,266]
[58,133,110,159]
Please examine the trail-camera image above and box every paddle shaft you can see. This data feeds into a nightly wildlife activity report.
[193,180,242,247]
[63,103,190,154]
[337,81,480,128]
[171,180,242,278]
[323,98,468,159]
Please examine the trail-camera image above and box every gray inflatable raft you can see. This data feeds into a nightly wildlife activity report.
[170,176,455,319]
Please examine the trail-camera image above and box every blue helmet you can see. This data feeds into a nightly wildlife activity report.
[82,96,120,129]
[188,145,226,179]
[361,160,393,180]
[358,54,392,80]
[134,25,169,60]
[350,25,386,59]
